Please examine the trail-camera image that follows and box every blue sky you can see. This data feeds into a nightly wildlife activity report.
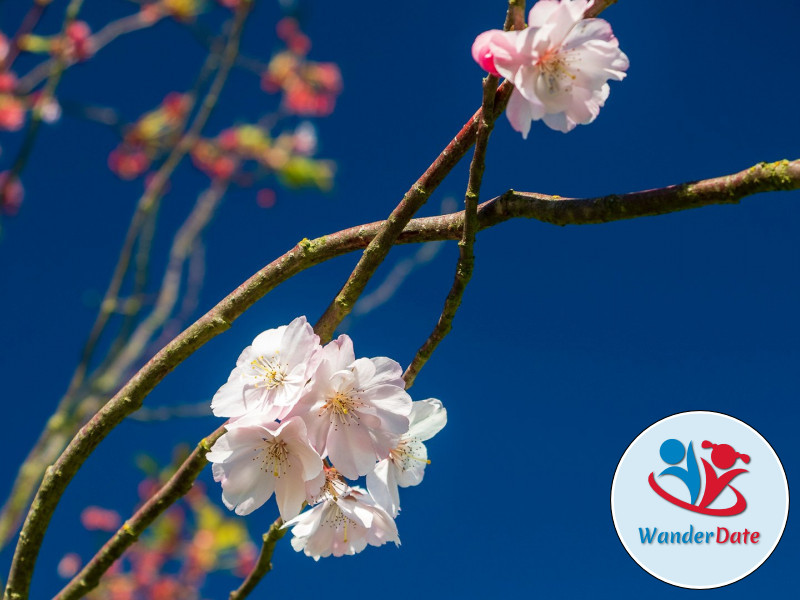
[2,0,799,597]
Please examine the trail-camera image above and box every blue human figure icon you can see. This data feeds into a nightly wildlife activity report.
[658,439,701,505]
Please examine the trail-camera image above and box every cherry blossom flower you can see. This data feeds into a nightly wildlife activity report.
[366,398,447,517]
[284,477,399,560]
[287,335,412,479]
[207,415,323,520]
[211,316,321,420]
[472,0,628,136]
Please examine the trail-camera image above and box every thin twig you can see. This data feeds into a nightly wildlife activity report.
[404,71,499,388]
[53,426,227,600]
[404,1,524,388]
[228,518,287,600]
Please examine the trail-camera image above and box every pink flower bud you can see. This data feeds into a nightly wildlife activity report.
[471,30,502,76]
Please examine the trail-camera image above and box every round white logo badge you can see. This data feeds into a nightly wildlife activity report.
[611,411,789,589]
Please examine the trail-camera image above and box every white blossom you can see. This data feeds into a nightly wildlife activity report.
[207,415,323,520]
[211,316,320,420]
[472,0,628,135]
[285,472,399,560]
[367,398,447,516]
[288,335,412,479]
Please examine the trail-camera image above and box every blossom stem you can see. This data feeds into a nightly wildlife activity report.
[504,0,527,31]
[52,426,228,600]
[228,517,287,600]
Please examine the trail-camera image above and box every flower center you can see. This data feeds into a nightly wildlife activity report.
[537,48,576,94]
[258,438,291,477]
[319,391,363,427]
[322,503,356,543]
[390,438,430,471]
[250,354,287,389]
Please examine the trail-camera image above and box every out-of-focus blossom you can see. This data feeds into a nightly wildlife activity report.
[38,97,62,123]
[163,0,205,21]
[108,146,150,180]
[0,95,23,131]
[0,171,23,215]
[256,188,276,209]
[0,95,24,131]
[57,553,82,579]
[292,121,317,156]
[65,21,94,62]
[81,506,122,532]
[0,72,16,94]
[261,18,343,118]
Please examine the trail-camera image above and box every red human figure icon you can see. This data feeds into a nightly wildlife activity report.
[698,441,750,512]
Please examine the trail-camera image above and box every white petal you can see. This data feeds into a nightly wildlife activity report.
[327,424,378,479]
[407,398,447,441]
[542,111,575,133]
[366,459,401,517]
[210,374,247,418]
[505,88,535,139]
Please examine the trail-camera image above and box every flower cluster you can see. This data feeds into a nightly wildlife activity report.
[472,0,628,136]
[189,122,334,191]
[108,92,191,180]
[261,18,343,117]
[207,316,447,559]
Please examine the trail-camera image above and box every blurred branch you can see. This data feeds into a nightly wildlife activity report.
[404,67,500,388]
[228,517,287,600]
[2,2,49,70]
[53,426,227,600]
[0,0,85,201]
[1,3,251,582]
[128,401,211,421]
[16,9,166,94]
[96,180,229,391]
